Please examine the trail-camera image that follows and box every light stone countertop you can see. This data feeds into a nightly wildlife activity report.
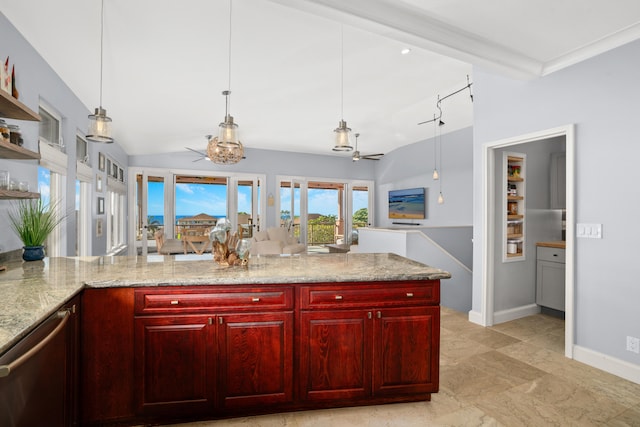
[0,252,450,354]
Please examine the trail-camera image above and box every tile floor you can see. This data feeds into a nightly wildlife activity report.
[168,307,640,427]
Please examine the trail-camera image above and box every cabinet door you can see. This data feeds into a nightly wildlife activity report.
[134,315,215,416]
[536,260,565,311]
[299,310,372,401]
[217,312,293,408]
[373,306,440,396]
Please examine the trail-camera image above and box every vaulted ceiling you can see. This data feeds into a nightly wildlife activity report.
[2,0,640,158]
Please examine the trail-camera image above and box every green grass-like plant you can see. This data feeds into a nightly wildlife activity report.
[8,198,64,247]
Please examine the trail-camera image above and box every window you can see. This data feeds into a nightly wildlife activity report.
[39,105,63,151]
[106,173,127,255]
[76,134,88,163]
[38,102,67,256]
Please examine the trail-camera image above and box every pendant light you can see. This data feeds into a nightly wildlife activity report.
[437,118,445,204]
[207,0,244,164]
[87,0,113,143]
[332,26,352,152]
[431,114,439,180]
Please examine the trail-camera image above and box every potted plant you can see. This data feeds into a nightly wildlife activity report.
[8,198,64,261]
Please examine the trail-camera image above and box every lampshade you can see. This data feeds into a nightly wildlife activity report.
[207,135,244,165]
[87,107,113,143]
[218,114,239,147]
[332,120,352,151]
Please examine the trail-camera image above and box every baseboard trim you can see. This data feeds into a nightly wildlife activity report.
[573,345,640,385]
[493,304,541,324]
[468,310,485,326]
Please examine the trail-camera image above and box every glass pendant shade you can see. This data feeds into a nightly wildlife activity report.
[218,115,239,147]
[207,135,244,165]
[87,107,113,143]
[438,192,444,204]
[332,120,353,151]
[432,169,439,180]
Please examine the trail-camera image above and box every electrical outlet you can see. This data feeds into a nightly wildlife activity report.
[626,336,640,354]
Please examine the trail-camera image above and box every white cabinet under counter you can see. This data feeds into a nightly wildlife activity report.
[536,243,565,312]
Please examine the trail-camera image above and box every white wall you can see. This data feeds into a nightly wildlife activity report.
[473,39,640,366]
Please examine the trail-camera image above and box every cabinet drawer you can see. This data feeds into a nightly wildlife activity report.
[135,286,293,314]
[300,281,439,309]
[537,246,565,263]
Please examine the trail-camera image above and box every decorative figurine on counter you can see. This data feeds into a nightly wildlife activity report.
[209,218,251,266]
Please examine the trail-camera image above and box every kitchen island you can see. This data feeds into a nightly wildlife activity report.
[0,253,450,426]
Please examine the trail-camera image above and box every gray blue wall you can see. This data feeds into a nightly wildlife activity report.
[0,12,128,257]
[473,38,640,365]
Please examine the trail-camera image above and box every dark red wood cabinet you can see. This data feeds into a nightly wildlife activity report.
[299,282,439,403]
[80,280,439,425]
[133,286,294,420]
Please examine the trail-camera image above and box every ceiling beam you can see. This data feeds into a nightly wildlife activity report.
[267,0,543,79]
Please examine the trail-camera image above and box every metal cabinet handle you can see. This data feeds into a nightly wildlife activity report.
[170,300,179,305]
[335,295,343,300]
[367,312,372,319]
[0,309,70,378]
[406,292,414,298]
[251,297,260,302]
[377,311,382,319]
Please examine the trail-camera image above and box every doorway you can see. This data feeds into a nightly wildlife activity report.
[481,125,575,358]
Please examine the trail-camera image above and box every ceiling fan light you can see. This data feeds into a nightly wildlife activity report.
[87,107,113,143]
[333,120,353,151]
[207,135,244,165]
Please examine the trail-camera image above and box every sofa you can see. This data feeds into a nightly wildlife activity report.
[249,227,306,255]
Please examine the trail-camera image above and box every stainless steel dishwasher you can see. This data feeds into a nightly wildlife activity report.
[0,299,78,427]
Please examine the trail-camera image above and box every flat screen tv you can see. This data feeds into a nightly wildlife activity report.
[388,187,426,220]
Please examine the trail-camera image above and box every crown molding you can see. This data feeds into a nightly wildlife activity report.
[542,21,640,75]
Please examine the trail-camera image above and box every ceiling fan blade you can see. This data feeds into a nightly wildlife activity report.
[185,147,207,156]
[361,153,384,160]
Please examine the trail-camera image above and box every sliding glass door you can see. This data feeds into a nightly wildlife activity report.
[131,171,173,256]
[278,177,374,251]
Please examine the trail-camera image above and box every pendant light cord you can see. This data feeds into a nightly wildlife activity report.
[340,25,344,120]
[99,0,105,108]
[227,0,233,115]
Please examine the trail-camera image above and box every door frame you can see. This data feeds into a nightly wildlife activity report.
[480,124,575,358]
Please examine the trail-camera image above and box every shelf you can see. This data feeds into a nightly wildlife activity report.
[0,139,40,160]
[507,176,524,182]
[507,214,524,220]
[507,156,523,162]
[0,90,40,121]
[0,189,40,199]
[507,195,524,201]
[507,234,523,239]
[507,253,523,258]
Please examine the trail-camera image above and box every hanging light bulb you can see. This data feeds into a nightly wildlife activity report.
[87,0,113,143]
[438,192,444,204]
[332,25,353,152]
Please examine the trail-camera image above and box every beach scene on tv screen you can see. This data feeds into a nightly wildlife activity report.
[388,188,425,219]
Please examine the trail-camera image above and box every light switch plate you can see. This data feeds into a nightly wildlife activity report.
[577,223,602,238]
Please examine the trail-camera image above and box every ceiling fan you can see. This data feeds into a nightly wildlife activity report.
[186,135,247,162]
[185,146,210,162]
[352,133,384,162]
